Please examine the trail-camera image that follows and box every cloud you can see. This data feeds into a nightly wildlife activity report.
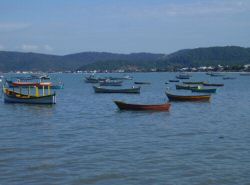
[21,44,39,51]
[120,0,250,19]
[0,23,31,32]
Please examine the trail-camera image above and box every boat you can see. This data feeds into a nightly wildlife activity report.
[85,74,107,83]
[3,82,56,104]
[240,73,250,76]
[176,74,190,79]
[183,81,205,85]
[191,88,216,93]
[114,101,171,111]
[110,75,133,80]
[134,82,151,85]
[93,86,140,93]
[166,92,211,101]
[176,84,200,90]
[210,73,225,77]
[6,80,64,89]
[203,82,224,87]
[169,80,180,82]
[223,77,236,80]
[99,80,123,86]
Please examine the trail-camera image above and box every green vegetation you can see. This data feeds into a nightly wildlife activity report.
[0,46,250,72]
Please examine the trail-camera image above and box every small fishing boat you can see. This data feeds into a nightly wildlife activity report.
[183,81,205,85]
[176,84,199,90]
[3,82,56,104]
[203,83,224,87]
[166,92,211,101]
[6,80,64,89]
[93,86,140,93]
[223,77,236,80]
[169,80,180,82]
[85,74,107,83]
[114,101,171,111]
[191,88,216,93]
[134,82,151,85]
[239,73,250,76]
[176,74,190,79]
[110,75,133,80]
[99,80,123,86]
[210,73,225,77]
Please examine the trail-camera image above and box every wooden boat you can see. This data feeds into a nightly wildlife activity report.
[6,80,64,89]
[176,75,190,79]
[134,82,151,85]
[240,73,250,76]
[203,82,224,87]
[110,75,133,80]
[99,80,122,86]
[166,92,211,101]
[183,81,205,85]
[93,86,140,93]
[224,76,236,79]
[114,101,171,111]
[176,84,199,90]
[85,75,107,83]
[3,82,56,104]
[169,80,180,82]
[210,73,224,77]
[191,88,216,93]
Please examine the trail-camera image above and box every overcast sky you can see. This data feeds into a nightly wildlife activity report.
[0,0,249,55]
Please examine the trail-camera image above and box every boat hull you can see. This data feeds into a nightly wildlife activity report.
[4,93,56,104]
[166,92,211,101]
[114,101,171,111]
[191,88,216,93]
[93,86,140,93]
[134,82,151,85]
[203,83,224,87]
[176,84,199,90]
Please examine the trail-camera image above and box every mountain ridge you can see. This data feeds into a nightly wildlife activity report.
[0,46,250,72]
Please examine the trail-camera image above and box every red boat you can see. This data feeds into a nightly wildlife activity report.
[114,101,171,111]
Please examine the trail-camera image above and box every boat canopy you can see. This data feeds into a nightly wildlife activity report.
[11,82,52,87]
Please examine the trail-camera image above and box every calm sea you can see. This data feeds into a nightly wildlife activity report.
[0,72,250,185]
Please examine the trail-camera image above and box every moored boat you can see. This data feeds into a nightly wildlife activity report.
[99,80,123,86]
[110,75,133,80]
[166,92,211,101]
[210,73,225,77]
[169,80,180,82]
[93,86,140,93]
[3,82,56,104]
[239,73,250,76]
[183,81,205,85]
[191,88,216,93]
[114,101,171,111]
[134,82,151,85]
[203,82,224,87]
[176,75,190,79]
[223,77,236,80]
[176,84,200,90]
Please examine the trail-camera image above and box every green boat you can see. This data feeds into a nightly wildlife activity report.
[191,88,216,93]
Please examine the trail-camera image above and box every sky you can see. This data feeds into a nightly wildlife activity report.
[0,0,250,55]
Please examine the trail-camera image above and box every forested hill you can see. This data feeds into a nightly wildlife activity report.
[0,46,250,72]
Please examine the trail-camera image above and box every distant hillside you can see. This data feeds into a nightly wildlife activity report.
[0,51,163,72]
[0,46,250,72]
[158,46,250,67]
[79,46,250,71]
